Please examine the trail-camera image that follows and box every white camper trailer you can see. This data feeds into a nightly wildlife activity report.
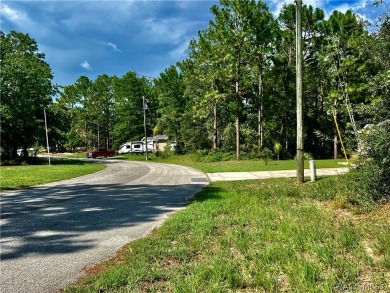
[118,141,153,154]
[118,142,132,154]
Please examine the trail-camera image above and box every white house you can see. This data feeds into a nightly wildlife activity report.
[141,135,169,151]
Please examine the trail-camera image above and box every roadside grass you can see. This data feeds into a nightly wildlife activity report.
[115,153,344,173]
[64,177,389,292]
[65,153,88,159]
[0,158,106,190]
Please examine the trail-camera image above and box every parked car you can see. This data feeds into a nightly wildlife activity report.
[86,148,116,158]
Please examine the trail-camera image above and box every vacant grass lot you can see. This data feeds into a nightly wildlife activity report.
[115,153,344,173]
[65,177,389,292]
[0,159,106,190]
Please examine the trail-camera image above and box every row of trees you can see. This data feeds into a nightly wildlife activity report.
[1,0,389,161]
[181,0,388,160]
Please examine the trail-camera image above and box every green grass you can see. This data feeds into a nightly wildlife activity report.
[0,158,106,190]
[114,153,344,173]
[66,152,89,159]
[64,177,390,292]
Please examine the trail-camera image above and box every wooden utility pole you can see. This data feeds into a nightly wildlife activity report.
[296,0,304,183]
[44,108,51,166]
[143,96,149,161]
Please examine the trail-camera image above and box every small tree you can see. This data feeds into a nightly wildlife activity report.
[260,147,273,165]
[274,142,282,160]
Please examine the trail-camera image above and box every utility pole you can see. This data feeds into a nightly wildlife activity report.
[143,96,149,161]
[97,121,100,148]
[44,108,51,166]
[296,0,304,183]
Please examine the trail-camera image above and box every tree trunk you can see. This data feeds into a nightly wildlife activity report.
[235,46,242,161]
[258,72,263,147]
[84,120,88,148]
[333,100,338,160]
[213,101,218,149]
[258,106,263,147]
[333,133,338,160]
[236,81,240,161]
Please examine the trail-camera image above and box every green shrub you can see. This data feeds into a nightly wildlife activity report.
[247,145,262,160]
[221,151,236,161]
[205,149,223,162]
[342,125,390,209]
[156,146,174,159]
[259,147,273,165]
[194,149,225,162]
[195,149,209,162]
[174,142,185,155]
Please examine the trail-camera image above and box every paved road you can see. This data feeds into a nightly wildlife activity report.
[0,160,209,293]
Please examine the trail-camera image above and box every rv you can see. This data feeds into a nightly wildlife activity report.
[118,141,153,154]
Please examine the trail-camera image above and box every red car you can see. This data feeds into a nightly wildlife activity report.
[86,148,116,158]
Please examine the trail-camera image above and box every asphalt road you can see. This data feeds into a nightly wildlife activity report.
[0,159,209,293]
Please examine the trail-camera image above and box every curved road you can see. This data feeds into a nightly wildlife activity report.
[0,159,209,293]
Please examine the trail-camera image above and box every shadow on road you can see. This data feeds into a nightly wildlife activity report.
[0,182,205,260]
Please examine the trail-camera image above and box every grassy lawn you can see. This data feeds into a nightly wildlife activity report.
[65,177,389,292]
[114,153,345,173]
[0,158,106,190]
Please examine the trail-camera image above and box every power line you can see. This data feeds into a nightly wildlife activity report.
[319,0,359,138]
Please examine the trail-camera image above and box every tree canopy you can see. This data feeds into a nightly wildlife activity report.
[1,30,55,160]
[1,1,389,163]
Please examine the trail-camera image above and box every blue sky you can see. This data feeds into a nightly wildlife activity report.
[1,0,386,87]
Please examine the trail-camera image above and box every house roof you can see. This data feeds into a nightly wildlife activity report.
[142,135,168,142]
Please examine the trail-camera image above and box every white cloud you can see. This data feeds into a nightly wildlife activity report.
[81,60,92,71]
[0,4,31,25]
[356,0,368,9]
[270,0,370,19]
[140,17,189,45]
[100,41,122,53]
[57,1,144,33]
[271,0,294,17]
[329,0,368,14]
[332,3,354,13]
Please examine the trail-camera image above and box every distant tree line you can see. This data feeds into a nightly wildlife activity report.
[1,0,389,162]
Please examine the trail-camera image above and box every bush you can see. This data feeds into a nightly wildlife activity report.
[154,146,174,159]
[174,142,185,155]
[341,125,390,209]
[194,149,231,163]
[205,149,223,162]
[221,152,236,161]
[195,149,209,162]
[246,145,262,160]
[259,147,273,165]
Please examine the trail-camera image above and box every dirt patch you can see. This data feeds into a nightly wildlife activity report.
[82,263,110,276]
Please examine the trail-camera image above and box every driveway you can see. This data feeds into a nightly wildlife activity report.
[0,160,209,293]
